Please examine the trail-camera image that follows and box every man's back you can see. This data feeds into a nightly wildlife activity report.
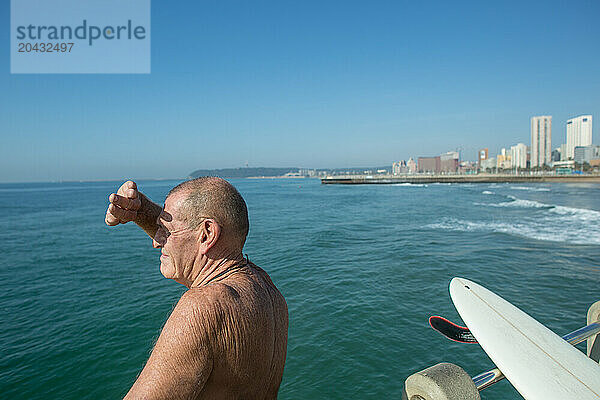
[188,262,288,399]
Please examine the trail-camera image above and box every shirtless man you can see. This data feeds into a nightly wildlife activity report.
[105,178,288,399]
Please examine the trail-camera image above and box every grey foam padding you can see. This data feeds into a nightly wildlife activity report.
[588,301,600,363]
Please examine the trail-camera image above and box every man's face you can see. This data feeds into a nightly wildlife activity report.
[153,192,200,284]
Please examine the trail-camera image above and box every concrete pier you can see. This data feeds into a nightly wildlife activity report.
[321,174,600,184]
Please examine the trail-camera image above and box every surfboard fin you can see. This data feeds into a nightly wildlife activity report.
[429,315,478,343]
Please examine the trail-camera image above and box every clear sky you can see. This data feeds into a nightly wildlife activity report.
[1,0,599,182]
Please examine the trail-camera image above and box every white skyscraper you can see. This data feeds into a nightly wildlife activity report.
[566,115,593,159]
[510,143,528,169]
[530,116,552,168]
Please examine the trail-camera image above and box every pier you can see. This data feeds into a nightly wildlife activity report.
[321,174,600,184]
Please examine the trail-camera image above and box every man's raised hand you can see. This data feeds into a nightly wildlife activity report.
[105,180,142,226]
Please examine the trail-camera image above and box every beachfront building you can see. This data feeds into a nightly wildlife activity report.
[459,161,477,174]
[551,148,561,162]
[497,154,511,169]
[510,143,528,169]
[407,158,417,173]
[392,160,406,175]
[566,115,593,160]
[480,157,496,171]
[497,148,512,170]
[552,160,576,173]
[393,159,418,174]
[478,148,489,169]
[418,156,440,173]
[531,116,552,168]
[559,143,568,161]
[440,151,459,173]
[574,145,600,165]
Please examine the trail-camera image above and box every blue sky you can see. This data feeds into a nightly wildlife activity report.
[1,0,599,182]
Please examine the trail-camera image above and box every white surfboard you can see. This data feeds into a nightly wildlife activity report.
[450,277,600,400]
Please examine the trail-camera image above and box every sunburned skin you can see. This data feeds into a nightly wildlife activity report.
[106,179,288,399]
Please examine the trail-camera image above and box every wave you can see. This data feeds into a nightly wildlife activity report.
[549,204,600,221]
[488,197,554,210]
[482,191,494,195]
[477,196,600,219]
[510,186,551,192]
[431,193,600,244]
[428,217,600,245]
[436,193,600,244]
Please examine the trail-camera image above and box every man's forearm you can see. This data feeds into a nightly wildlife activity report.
[135,193,162,239]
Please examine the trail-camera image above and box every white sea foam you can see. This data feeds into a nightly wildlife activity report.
[428,217,600,245]
[478,196,600,219]
[391,183,427,187]
[490,197,552,209]
[482,191,493,195]
[510,186,551,192]
[430,193,600,246]
[550,204,600,220]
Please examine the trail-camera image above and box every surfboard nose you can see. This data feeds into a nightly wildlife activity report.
[449,276,469,294]
[449,277,464,287]
[449,277,478,312]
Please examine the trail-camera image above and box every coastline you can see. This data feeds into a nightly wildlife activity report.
[321,174,600,184]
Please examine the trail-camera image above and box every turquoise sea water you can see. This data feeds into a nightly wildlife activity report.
[1,179,599,399]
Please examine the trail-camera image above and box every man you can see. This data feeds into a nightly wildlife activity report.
[105,178,288,399]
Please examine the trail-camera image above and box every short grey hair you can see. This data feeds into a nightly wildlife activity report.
[168,177,249,246]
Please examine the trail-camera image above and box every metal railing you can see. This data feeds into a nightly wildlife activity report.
[472,322,600,391]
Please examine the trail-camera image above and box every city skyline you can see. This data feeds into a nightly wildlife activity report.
[392,112,597,174]
[1,1,600,182]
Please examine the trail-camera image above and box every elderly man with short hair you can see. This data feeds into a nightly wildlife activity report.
[105,178,288,399]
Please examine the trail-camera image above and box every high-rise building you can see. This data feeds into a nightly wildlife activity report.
[530,116,552,168]
[478,148,488,168]
[510,143,527,169]
[566,115,593,160]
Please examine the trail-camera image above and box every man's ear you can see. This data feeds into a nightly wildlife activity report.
[198,219,221,254]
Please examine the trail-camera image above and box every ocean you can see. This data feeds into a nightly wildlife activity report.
[1,178,599,399]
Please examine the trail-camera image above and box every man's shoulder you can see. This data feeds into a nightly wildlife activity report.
[180,283,240,312]
[179,270,287,323]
